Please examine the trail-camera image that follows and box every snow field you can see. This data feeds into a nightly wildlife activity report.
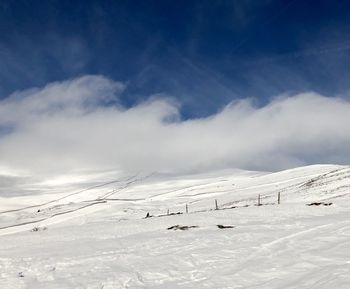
[1,164,350,288]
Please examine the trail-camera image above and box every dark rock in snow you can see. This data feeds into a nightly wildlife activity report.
[217,224,235,229]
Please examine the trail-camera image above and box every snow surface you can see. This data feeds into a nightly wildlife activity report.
[1,164,350,288]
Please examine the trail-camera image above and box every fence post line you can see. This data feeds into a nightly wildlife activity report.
[215,199,219,210]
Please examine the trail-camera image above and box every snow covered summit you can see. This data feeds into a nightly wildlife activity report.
[1,164,350,288]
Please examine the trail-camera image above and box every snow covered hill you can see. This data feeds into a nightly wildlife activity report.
[1,164,350,288]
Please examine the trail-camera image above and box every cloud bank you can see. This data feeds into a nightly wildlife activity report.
[0,75,350,180]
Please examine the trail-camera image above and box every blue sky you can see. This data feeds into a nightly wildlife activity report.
[2,0,350,117]
[1,0,350,181]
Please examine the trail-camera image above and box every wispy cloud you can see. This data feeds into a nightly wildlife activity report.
[0,75,350,182]
[0,34,91,98]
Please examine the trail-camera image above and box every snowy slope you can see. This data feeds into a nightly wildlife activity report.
[1,164,350,288]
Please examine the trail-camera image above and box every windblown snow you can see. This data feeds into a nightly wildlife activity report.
[1,164,350,288]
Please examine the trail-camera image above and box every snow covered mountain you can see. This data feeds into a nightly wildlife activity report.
[1,164,350,288]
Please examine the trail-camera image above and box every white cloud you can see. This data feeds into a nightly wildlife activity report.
[0,75,350,181]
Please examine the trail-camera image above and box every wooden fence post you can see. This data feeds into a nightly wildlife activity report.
[258,194,261,206]
[167,209,169,215]
[215,199,219,210]
[186,203,188,214]
[278,192,281,205]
